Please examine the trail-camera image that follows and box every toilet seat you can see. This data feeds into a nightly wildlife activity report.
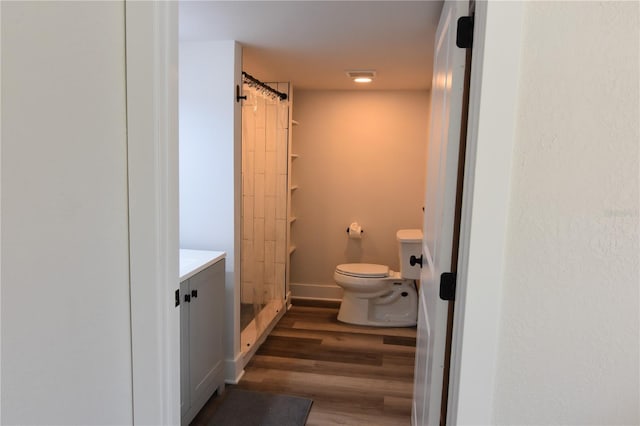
[335,263,389,278]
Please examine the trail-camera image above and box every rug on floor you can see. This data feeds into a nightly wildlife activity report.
[208,388,313,426]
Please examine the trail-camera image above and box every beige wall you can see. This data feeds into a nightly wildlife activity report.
[492,1,639,423]
[290,90,430,287]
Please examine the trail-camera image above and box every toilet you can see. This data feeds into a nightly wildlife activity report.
[334,229,423,327]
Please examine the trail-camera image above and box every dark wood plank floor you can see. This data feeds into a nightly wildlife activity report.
[192,303,416,425]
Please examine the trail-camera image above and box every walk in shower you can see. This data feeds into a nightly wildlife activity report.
[240,74,290,354]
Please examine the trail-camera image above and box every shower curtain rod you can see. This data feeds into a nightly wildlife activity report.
[241,71,288,101]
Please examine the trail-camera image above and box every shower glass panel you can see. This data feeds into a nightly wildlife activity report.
[240,82,288,348]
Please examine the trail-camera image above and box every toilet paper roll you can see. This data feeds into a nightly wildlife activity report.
[348,222,362,239]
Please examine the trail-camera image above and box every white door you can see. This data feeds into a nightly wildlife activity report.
[412,1,468,425]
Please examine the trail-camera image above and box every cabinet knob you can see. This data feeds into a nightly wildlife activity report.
[191,289,198,298]
[184,294,191,303]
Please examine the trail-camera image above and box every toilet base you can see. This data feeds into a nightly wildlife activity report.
[337,281,417,327]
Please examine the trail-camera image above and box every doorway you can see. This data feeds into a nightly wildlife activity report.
[125,1,526,424]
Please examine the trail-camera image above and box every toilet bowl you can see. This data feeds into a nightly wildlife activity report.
[334,229,423,327]
[334,264,418,326]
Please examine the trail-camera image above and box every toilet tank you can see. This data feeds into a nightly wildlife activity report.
[396,229,423,280]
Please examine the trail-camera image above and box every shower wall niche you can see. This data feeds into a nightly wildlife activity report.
[240,81,291,354]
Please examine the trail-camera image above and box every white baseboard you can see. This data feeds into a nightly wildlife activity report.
[290,282,343,301]
[286,290,292,310]
[224,353,245,384]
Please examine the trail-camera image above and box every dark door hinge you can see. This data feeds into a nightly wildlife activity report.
[175,289,180,307]
[440,272,457,301]
[456,16,474,49]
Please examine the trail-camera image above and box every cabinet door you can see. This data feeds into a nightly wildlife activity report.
[188,260,225,401]
[180,280,190,418]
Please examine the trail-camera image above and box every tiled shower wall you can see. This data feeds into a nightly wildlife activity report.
[241,85,289,308]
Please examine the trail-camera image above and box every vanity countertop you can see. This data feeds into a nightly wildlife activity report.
[180,249,226,281]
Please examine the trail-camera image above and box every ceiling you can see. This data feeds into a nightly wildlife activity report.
[179,1,443,91]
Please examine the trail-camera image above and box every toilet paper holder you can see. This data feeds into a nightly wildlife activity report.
[345,227,364,234]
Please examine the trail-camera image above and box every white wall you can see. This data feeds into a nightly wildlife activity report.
[290,90,429,291]
[180,41,239,253]
[179,40,244,381]
[1,2,133,424]
[492,2,639,423]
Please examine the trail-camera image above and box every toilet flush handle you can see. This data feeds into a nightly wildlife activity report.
[410,255,423,268]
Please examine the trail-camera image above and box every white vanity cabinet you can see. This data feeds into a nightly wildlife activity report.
[179,250,226,425]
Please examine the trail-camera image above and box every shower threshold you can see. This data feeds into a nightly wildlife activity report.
[240,298,286,367]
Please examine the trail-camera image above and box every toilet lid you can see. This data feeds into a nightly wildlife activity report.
[336,263,389,278]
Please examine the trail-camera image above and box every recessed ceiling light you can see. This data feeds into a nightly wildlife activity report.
[346,70,376,84]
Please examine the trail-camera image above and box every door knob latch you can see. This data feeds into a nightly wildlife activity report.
[410,255,423,268]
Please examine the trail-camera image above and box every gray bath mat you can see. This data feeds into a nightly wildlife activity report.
[208,388,313,426]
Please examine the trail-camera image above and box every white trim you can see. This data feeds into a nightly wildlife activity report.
[290,282,344,301]
[0,3,3,421]
[231,41,244,385]
[125,2,180,425]
[224,354,246,385]
[286,290,293,310]
[447,2,525,425]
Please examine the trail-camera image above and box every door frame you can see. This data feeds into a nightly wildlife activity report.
[125,2,180,425]
[446,1,525,424]
[125,1,526,424]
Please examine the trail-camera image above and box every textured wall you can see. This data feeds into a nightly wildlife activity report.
[290,90,429,286]
[493,2,639,424]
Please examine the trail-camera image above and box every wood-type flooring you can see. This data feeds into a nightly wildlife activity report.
[192,302,416,425]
